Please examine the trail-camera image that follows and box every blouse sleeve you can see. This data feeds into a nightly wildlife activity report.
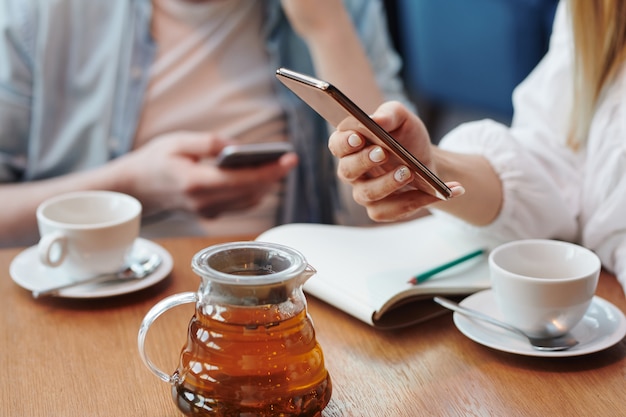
[438,2,626,295]
[437,2,579,242]
[437,118,580,243]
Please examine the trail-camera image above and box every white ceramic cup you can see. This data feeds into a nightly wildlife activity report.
[489,239,600,338]
[36,191,142,280]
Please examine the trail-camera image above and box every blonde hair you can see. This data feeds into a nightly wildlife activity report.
[568,0,626,149]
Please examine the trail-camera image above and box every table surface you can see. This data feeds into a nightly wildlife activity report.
[2,235,626,417]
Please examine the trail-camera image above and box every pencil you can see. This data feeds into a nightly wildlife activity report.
[408,248,486,285]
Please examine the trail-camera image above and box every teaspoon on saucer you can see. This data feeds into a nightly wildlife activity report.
[434,296,579,351]
[32,253,162,299]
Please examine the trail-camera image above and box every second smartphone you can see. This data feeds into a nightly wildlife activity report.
[217,142,295,168]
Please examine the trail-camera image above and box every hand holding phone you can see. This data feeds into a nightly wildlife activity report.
[275,68,451,200]
[217,142,295,168]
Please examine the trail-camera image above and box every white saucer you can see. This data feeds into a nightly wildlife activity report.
[10,238,173,299]
[453,289,626,357]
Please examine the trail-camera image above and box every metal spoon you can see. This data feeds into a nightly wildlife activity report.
[433,296,579,351]
[32,253,162,299]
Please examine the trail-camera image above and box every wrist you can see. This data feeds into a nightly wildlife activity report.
[429,146,456,181]
[430,146,503,225]
[95,155,137,195]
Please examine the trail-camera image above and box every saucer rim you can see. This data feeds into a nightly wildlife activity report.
[452,289,626,357]
[10,237,173,299]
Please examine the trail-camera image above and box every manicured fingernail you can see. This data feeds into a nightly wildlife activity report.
[394,166,411,183]
[369,146,385,163]
[348,134,362,147]
[450,184,466,197]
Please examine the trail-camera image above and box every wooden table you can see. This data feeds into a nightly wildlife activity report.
[2,236,625,416]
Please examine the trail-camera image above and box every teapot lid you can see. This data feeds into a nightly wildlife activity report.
[191,241,309,286]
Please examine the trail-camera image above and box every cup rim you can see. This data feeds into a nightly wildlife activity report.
[36,191,141,229]
[489,239,601,282]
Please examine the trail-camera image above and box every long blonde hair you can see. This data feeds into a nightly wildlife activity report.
[568,0,626,149]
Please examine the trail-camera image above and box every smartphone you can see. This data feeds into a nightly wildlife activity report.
[216,142,294,168]
[275,68,452,200]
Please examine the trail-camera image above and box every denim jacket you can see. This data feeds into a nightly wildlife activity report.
[0,0,411,225]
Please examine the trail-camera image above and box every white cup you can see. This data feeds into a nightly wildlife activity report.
[489,239,600,338]
[36,191,142,280]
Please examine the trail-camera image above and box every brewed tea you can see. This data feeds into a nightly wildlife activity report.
[172,307,331,416]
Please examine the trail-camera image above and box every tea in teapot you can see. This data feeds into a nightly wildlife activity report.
[138,242,332,416]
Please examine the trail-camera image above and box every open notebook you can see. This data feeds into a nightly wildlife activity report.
[256,215,504,329]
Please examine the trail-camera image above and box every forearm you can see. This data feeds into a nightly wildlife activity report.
[431,146,503,226]
[295,6,385,113]
[0,164,127,247]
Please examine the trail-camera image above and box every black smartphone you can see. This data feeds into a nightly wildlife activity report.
[275,68,451,200]
[216,142,294,168]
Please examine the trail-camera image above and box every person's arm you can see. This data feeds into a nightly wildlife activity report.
[280,0,386,113]
[0,132,298,247]
[0,161,159,247]
[328,101,501,224]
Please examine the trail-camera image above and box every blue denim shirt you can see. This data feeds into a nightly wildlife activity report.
[0,0,411,224]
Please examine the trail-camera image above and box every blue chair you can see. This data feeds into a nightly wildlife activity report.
[389,0,559,123]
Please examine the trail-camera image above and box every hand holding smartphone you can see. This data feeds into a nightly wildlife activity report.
[275,68,451,200]
[217,142,295,168]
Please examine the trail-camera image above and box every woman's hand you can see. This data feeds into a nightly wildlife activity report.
[329,101,465,222]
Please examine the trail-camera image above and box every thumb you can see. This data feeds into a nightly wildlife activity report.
[372,101,413,132]
[169,131,229,159]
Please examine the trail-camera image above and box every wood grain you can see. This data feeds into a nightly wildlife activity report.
[2,236,625,416]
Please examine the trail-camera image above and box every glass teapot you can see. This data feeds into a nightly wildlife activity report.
[138,241,332,416]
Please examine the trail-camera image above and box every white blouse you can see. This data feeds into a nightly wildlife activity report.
[438,3,626,292]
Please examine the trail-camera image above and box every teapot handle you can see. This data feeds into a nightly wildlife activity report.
[137,291,197,383]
